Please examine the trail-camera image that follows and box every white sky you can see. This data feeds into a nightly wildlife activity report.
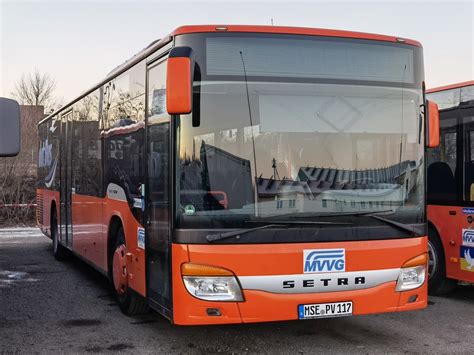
[1,0,473,105]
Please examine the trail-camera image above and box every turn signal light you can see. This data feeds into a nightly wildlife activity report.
[181,263,234,276]
[401,253,428,268]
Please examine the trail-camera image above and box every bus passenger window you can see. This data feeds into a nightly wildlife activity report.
[427,116,457,202]
[443,131,457,172]
[463,115,474,201]
[461,86,474,104]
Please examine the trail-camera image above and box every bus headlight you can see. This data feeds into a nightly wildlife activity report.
[181,263,244,301]
[183,276,243,301]
[396,266,426,291]
[396,253,427,292]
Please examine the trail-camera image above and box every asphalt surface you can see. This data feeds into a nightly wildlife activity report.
[0,228,473,354]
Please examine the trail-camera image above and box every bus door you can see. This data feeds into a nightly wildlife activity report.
[459,104,474,280]
[145,58,172,317]
[427,106,460,278]
[59,110,73,248]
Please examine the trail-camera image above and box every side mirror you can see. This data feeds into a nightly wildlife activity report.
[426,100,440,148]
[0,97,21,157]
[166,46,193,115]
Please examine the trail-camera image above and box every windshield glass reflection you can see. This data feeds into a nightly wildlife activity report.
[175,34,424,228]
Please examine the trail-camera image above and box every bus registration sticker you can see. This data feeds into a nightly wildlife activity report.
[184,205,196,215]
[137,227,145,249]
[298,301,352,319]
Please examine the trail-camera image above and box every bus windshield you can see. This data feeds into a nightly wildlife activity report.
[174,33,425,230]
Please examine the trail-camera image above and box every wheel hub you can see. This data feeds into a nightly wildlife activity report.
[112,244,128,295]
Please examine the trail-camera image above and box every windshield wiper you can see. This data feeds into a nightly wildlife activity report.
[206,224,283,242]
[256,211,422,237]
[298,210,423,236]
[206,221,352,242]
[369,215,423,236]
[260,209,394,220]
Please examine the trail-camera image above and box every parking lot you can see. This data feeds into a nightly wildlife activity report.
[0,228,473,353]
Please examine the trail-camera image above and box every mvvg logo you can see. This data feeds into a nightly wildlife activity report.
[462,229,474,247]
[303,249,345,273]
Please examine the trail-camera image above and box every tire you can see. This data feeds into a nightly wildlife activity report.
[428,226,457,295]
[110,226,148,316]
[51,209,68,261]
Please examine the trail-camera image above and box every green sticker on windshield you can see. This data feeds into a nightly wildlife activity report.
[184,205,196,215]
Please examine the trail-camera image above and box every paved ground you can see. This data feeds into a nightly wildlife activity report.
[0,228,473,354]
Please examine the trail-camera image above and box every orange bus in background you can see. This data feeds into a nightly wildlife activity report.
[426,80,474,294]
[37,25,436,325]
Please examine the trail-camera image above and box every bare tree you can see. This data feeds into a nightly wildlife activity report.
[12,69,57,111]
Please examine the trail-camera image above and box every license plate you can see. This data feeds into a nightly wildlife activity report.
[298,301,353,319]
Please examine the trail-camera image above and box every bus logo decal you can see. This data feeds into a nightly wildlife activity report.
[43,157,58,188]
[462,229,474,247]
[462,208,474,215]
[303,249,345,273]
[460,246,474,272]
[137,227,145,249]
[106,183,127,202]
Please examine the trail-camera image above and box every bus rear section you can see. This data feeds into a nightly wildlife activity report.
[427,81,474,294]
[37,25,430,325]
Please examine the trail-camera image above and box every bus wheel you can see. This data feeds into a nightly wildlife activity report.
[428,226,457,295]
[111,226,148,316]
[51,209,68,261]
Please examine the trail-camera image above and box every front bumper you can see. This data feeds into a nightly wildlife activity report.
[171,241,427,325]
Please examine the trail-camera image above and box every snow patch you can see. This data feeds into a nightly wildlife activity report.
[0,227,44,238]
[0,270,39,287]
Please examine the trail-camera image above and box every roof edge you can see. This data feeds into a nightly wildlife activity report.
[171,24,422,47]
[427,80,474,94]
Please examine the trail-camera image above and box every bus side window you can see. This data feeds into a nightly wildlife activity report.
[461,86,474,104]
[462,113,474,201]
[427,115,457,202]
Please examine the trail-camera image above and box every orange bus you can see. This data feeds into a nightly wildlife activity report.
[426,80,474,294]
[37,25,437,325]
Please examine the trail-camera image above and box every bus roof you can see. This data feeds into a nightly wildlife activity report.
[170,25,422,47]
[427,80,474,94]
[106,25,420,79]
[40,24,422,125]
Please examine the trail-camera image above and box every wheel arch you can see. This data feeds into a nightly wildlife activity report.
[427,218,457,294]
[107,215,124,277]
[427,220,443,245]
